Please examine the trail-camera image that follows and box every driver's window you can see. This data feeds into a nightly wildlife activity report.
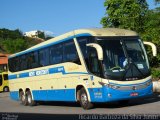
[77,36,102,77]
[88,47,101,76]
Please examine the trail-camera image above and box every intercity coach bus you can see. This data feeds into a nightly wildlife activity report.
[8,28,157,109]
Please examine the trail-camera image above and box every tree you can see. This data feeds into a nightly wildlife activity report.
[141,7,160,67]
[37,31,45,39]
[2,38,28,53]
[100,0,148,33]
[155,0,160,4]
[100,0,160,78]
[0,28,43,54]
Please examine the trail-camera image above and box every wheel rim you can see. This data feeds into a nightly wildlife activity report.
[81,93,88,106]
[22,94,25,102]
[4,88,8,92]
[28,94,32,104]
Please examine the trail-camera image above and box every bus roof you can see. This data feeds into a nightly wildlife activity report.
[9,28,138,58]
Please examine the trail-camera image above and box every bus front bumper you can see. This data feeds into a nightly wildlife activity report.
[88,82,153,102]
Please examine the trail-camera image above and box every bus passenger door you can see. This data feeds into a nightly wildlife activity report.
[0,75,2,91]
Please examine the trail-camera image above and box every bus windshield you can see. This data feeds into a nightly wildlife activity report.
[96,37,150,81]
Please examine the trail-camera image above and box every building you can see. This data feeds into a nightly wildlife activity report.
[24,30,45,38]
[0,53,9,72]
[24,30,39,38]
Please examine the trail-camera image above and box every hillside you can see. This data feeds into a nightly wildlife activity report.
[0,28,44,54]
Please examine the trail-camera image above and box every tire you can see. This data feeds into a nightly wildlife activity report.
[3,87,9,92]
[19,91,28,106]
[26,91,36,106]
[79,88,93,110]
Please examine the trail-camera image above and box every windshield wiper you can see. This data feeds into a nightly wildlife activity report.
[121,40,144,80]
[121,58,144,80]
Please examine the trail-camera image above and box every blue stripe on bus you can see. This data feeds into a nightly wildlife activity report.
[10,91,19,101]
[10,89,76,102]
[9,33,91,58]
[10,83,152,102]
[8,66,88,80]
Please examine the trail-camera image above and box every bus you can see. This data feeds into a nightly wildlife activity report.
[0,72,9,92]
[8,28,157,109]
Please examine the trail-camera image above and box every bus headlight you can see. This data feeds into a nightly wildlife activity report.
[107,84,120,89]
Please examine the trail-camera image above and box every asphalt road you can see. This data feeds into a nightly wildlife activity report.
[0,92,160,114]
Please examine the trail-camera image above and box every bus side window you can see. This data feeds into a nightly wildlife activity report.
[39,48,49,67]
[8,58,14,72]
[63,40,81,65]
[50,44,63,65]
[30,52,39,68]
[14,57,20,72]
[20,55,27,70]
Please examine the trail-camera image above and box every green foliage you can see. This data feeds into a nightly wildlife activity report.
[101,0,148,33]
[0,28,23,40]
[141,7,160,67]
[0,28,42,54]
[151,68,160,78]
[37,31,45,39]
[101,0,160,78]
[2,38,28,53]
[101,0,160,65]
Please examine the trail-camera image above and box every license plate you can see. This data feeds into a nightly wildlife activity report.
[130,92,138,96]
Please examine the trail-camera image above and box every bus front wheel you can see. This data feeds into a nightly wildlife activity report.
[26,91,36,106]
[79,88,93,110]
[19,91,28,106]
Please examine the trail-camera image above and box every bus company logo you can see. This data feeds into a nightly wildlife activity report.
[29,69,49,77]
[57,67,64,72]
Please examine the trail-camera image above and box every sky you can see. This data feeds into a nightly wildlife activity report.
[0,0,159,36]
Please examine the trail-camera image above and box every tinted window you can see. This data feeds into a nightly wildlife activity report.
[14,57,20,72]
[20,55,27,70]
[50,44,63,64]
[39,48,49,67]
[63,40,80,64]
[77,37,102,77]
[8,58,14,72]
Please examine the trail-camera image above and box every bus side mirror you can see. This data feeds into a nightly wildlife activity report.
[143,41,157,57]
[86,43,103,61]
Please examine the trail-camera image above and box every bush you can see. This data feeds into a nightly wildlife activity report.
[151,68,160,80]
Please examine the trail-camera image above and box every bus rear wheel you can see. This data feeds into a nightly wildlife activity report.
[19,91,28,106]
[26,91,36,106]
[79,88,93,110]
